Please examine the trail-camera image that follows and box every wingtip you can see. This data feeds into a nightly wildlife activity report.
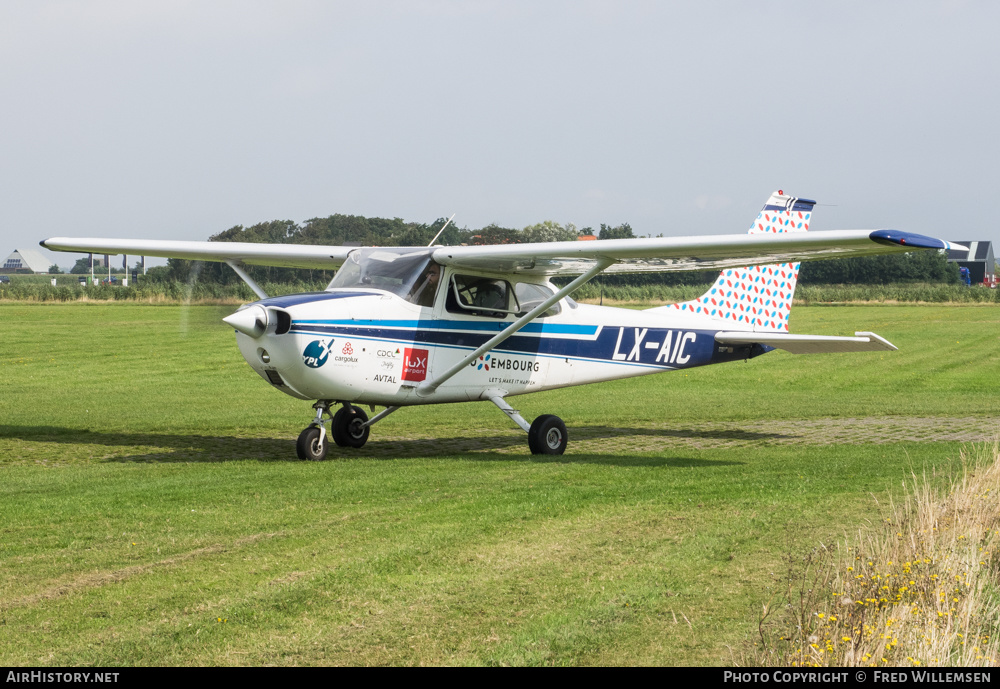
[869,229,952,251]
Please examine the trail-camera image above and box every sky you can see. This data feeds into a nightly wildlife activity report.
[2,0,998,270]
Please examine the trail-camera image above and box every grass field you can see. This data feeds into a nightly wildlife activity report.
[1,302,997,666]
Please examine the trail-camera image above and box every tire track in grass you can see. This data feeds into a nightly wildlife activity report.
[370,417,999,456]
[1,531,282,611]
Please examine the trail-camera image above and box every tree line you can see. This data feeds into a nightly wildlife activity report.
[69,212,959,285]
[153,215,638,285]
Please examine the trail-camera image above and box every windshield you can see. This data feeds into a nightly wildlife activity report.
[327,248,437,301]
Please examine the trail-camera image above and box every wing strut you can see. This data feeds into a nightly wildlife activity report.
[226,260,268,300]
[416,258,614,397]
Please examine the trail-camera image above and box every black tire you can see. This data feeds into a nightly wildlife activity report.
[528,414,567,455]
[296,426,328,461]
[332,406,370,449]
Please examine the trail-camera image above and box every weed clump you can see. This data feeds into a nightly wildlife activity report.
[750,442,1000,667]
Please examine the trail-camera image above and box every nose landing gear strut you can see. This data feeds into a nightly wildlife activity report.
[296,400,334,461]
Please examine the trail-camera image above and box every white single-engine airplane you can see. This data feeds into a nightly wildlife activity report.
[43,191,962,458]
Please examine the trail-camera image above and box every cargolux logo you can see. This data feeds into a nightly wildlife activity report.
[302,339,335,368]
[402,347,428,381]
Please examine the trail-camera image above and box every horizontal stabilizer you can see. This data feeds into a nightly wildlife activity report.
[715,330,896,354]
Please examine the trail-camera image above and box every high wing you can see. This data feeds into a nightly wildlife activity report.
[39,238,355,270]
[42,229,961,277]
[430,229,962,276]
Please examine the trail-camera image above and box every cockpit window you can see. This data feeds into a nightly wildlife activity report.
[446,275,519,318]
[407,261,441,307]
[327,248,440,306]
[514,282,561,318]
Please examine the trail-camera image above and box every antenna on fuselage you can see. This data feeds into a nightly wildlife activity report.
[427,213,456,247]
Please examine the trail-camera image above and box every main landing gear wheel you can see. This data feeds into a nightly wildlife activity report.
[296,426,328,461]
[332,405,370,448]
[528,414,567,455]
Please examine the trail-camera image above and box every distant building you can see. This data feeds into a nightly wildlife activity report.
[3,248,50,273]
[946,241,995,285]
[577,234,598,241]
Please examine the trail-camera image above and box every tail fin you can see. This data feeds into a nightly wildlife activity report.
[649,190,815,333]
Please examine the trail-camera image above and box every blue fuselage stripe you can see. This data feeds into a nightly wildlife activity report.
[289,322,723,370]
[293,318,598,336]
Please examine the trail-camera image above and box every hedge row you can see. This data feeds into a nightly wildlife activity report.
[0,280,329,303]
[4,281,997,304]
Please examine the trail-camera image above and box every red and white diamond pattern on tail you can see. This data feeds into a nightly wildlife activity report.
[667,193,810,333]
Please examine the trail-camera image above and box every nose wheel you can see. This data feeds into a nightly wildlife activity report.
[296,426,328,461]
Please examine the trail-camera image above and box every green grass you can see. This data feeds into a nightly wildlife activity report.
[0,303,997,665]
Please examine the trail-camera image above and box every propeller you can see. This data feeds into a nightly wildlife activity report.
[222,305,268,338]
